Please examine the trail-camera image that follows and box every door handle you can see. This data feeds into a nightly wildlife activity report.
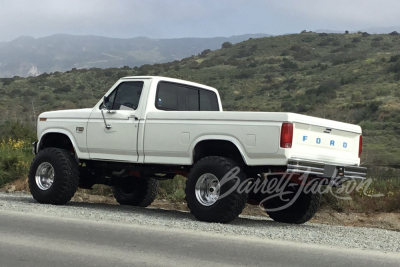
[129,115,139,121]
[107,110,117,114]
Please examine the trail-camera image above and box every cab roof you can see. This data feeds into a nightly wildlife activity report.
[120,76,218,93]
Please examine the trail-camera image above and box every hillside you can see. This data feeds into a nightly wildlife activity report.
[1,31,400,167]
[0,33,270,77]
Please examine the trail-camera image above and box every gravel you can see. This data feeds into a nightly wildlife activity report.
[1,192,399,252]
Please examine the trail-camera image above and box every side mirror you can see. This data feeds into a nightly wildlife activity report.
[103,96,111,110]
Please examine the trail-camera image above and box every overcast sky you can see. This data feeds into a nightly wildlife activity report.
[0,0,399,42]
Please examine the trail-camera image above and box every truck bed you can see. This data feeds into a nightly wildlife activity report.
[143,111,362,166]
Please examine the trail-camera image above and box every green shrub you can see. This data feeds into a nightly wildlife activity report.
[221,42,232,49]
[199,49,211,58]
[318,39,330,46]
[1,78,15,86]
[359,120,378,130]
[371,41,382,47]
[280,58,298,69]
[159,176,186,201]
[290,45,302,51]
[301,36,314,43]
[351,92,363,102]
[0,139,33,187]
[389,54,400,62]
[373,36,384,42]
[235,70,256,79]
[280,50,290,56]
[341,75,358,85]
[376,88,391,96]
[235,95,244,101]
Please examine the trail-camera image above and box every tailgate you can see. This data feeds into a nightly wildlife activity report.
[290,122,361,166]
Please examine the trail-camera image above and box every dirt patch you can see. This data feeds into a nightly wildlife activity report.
[2,178,30,193]
[310,210,400,232]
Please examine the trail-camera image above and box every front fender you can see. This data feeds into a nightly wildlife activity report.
[38,128,88,159]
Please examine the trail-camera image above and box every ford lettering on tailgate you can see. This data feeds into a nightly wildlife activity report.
[301,135,349,149]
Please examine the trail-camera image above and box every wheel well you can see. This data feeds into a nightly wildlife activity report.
[39,133,74,152]
[193,140,246,166]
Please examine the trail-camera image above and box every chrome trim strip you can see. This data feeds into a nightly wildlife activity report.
[344,173,366,175]
[287,158,367,180]
[287,164,325,171]
[289,158,362,167]
[287,170,324,176]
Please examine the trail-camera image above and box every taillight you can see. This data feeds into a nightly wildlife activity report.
[280,123,293,148]
[358,135,363,158]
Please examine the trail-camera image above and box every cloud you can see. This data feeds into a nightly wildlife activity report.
[271,0,400,27]
[0,0,399,42]
[0,0,210,40]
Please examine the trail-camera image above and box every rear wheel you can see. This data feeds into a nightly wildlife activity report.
[28,147,79,205]
[263,180,321,224]
[112,177,159,207]
[185,156,247,223]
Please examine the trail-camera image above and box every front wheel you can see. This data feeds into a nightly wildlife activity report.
[28,147,79,205]
[185,156,247,223]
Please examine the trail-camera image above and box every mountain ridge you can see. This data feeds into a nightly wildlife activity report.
[0,33,271,78]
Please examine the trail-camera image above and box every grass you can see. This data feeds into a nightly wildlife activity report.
[320,178,400,212]
[319,167,400,212]
[0,138,33,188]
[159,176,186,201]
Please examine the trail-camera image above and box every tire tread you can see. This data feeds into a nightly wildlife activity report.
[28,147,79,205]
[185,156,247,223]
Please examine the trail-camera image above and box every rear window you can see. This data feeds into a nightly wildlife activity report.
[156,82,219,111]
[200,89,219,111]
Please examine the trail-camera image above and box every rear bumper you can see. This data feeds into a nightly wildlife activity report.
[287,158,367,180]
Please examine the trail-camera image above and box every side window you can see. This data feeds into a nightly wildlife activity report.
[200,90,219,111]
[157,82,178,110]
[178,86,199,111]
[101,81,143,110]
[156,82,218,111]
[100,88,117,110]
[113,82,144,110]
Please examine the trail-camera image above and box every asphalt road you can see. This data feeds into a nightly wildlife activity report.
[0,210,399,267]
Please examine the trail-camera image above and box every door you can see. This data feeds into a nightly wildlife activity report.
[86,81,144,162]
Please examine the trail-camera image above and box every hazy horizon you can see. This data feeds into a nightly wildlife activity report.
[1,0,400,43]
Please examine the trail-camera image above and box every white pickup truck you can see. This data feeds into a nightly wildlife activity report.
[30,76,366,224]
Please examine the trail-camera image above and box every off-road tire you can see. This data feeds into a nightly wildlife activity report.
[28,147,79,205]
[112,177,159,207]
[185,156,248,223]
[263,181,321,224]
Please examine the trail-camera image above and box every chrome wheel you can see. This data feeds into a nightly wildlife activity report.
[35,162,55,190]
[195,173,221,206]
